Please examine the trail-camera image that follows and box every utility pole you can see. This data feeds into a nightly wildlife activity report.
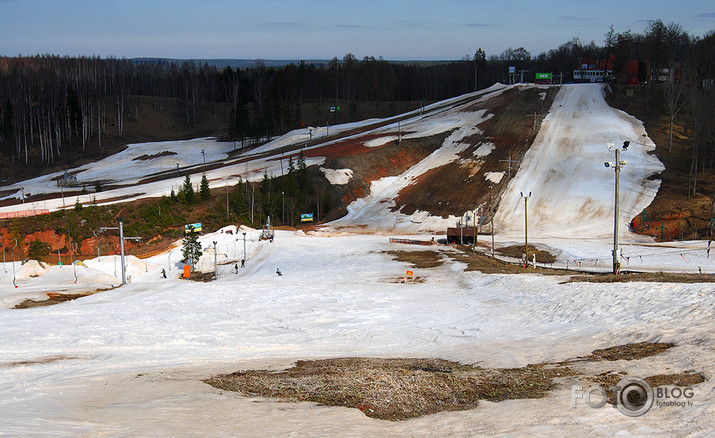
[0,233,6,273]
[658,222,669,242]
[242,232,247,263]
[526,113,545,132]
[100,218,141,285]
[213,241,218,278]
[499,153,520,179]
[605,141,629,274]
[520,192,531,267]
[11,239,17,288]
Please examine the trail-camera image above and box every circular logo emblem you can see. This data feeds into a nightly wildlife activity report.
[615,377,654,417]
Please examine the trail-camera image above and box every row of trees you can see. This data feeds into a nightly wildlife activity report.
[223,152,327,227]
[0,20,711,174]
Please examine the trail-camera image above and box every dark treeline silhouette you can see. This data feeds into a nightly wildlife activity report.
[0,20,711,180]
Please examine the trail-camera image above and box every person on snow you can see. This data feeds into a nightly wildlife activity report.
[161,268,167,278]
[276,267,282,276]
[234,263,238,274]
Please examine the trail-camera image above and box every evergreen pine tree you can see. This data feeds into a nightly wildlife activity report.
[181,174,196,205]
[199,174,210,201]
[181,226,202,268]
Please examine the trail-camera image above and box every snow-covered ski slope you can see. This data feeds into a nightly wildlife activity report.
[0,227,712,436]
[493,84,664,240]
[0,84,507,215]
[0,83,663,246]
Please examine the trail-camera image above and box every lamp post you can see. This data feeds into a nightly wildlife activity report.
[213,241,218,278]
[0,232,6,273]
[282,191,285,224]
[99,218,141,285]
[12,239,17,288]
[520,191,531,267]
[242,232,247,263]
[605,141,629,274]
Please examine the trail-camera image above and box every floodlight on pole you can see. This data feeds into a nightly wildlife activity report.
[605,141,629,274]
[520,191,531,267]
[99,219,141,285]
[242,232,247,263]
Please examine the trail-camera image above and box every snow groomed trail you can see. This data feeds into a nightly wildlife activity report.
[0,228,713,436]
[493,84,664,240]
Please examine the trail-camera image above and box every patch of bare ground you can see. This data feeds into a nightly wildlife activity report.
[565,272,715,284]
[587,370,705,405]
[204,342,705,421]
[132,150,177,161]
[204,357,575,421]
[393,86,559,219]
[0,355,82,368]
[384,250,445,269]
[582,342,676,362]
[495,245,557,264]
[448,246,563,275]
[13,291,102,309]
[179,271,216,282]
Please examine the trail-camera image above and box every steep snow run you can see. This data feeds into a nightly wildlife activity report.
[493,84,664,240]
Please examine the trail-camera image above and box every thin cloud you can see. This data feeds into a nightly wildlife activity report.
[694,12,715,18]
[465,23,490,27]
[557,16,596,22]
[334,24,368,29]
[268,22,304,28]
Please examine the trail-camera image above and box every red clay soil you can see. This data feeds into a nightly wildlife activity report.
[394,86,559,219]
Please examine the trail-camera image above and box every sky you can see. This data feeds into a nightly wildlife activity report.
[1,0,713,60]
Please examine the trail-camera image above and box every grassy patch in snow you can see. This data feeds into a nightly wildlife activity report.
[384,250,445,269]
[565,272,715,283]
[13,291,103,309]
[204,342,706,421]
[204,357,575,421]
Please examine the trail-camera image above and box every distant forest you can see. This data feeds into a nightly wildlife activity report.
[0,19,712,174]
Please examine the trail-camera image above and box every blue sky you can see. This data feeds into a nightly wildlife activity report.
[1,0,713,60]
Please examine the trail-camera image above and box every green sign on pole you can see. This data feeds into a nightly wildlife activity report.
[536,73,552,80]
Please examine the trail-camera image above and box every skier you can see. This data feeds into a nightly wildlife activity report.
[276,267,282,276]
[161,268,167,278]
[241,259,245,268]
[234,263,238,274]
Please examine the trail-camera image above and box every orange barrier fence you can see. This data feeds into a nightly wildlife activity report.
[0,209,50,219]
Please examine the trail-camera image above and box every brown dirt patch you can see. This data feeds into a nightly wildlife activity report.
[0,355,82,367]
[447,246,563,275]
[204,357,575,421]
[646,372,706,388]
[565,272,715,284]
[587,370,705,405]
[495,245,557,264]
[133,150,177,161]
[13,292,99,309]
[204,342,704,421]
[393,86,559,219]
[384,250,445,269]
[584,342,676,362]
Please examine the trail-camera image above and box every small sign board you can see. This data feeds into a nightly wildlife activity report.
[406,270,414,277]
[536,72,552,80]
[329,106,341,113]
[183,265,191,278]
[509,66,516,73]
[184,223,202,233]
[301,213,314,223]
